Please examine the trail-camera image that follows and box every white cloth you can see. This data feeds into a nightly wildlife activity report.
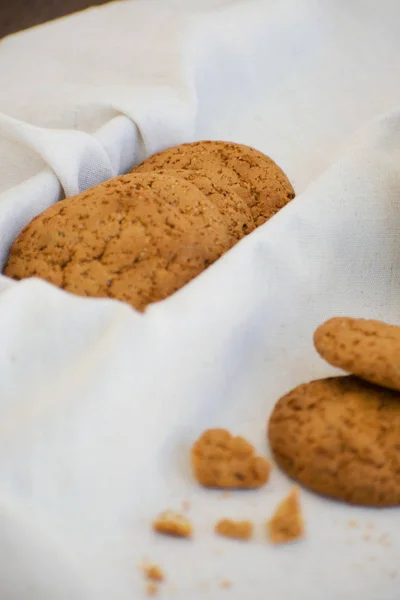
[0,0,400,598]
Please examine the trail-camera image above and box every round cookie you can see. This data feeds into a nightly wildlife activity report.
[314,317,400,391]
[133,141,295,227]
[149,168,255,242]
[268,376,400,507]
[4,173,231,311]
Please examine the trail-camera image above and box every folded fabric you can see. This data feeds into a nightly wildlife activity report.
[0,0,400,598]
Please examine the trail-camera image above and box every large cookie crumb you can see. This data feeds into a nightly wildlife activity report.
[267,487,304,544]
[215,518,253,540]
[152,511,192,538]
[191,428,271,489]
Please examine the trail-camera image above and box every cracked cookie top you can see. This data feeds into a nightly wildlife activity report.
[133,140,295,227]
[268,376,400,507]
[4,172,231,311]
[143,168,255,242]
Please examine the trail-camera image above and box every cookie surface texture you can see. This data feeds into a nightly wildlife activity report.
[314,317,400,391]
[4,173,231,311]
[268,376,400,507]
[133,141,295,227]
[147,168,255,242]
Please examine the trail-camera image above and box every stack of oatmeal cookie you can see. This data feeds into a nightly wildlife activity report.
[268,317,400,507]
[4,141,294,311]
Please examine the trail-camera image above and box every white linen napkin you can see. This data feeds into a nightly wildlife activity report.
[0,0,400,598]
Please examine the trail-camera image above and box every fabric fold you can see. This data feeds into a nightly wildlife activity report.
[1,0,400,598]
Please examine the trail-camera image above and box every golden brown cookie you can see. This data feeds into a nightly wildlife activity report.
[268,376,400,507]
[314,317,400,391]
[147,168,255,242]
[4,173,231,311]
[133,141,295,227]
[266,487,304,544]
[215,519,253,540]
[191,428,271,489]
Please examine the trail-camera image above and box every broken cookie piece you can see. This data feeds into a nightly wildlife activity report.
[144,564,165,582]
[152,510,192,538]
[191,428,271,489]
[215,518,253,540]
[146,582,159,596]
[220,580,232,589]
[266,487,304,544]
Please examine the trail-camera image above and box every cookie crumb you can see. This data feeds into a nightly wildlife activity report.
[182,500,191,512]
[220,579,232,589]
[378,533,391,547]
[215,519,253,540]
[267,487,304,544]
[144,564,164,582]
[153,511,192,538]
[191,428,271,489]
[348,520,358,528]
[221,492,232,499]
[147,582,158,596]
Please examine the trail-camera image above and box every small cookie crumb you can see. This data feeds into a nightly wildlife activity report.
[267,487,304,544]
[182,500,191,512]
[215,519,253,540]
[144,564,164,582]
[220,579,232,589]
[221,492,232,499]
[147,582,158,596]
[191,428,271,489]
[378,533,391,547]
[348,520,358,528]
[313,317,400,391]
[153,511,192,538]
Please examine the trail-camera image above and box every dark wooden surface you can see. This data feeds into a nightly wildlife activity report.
[0,0,111,39]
